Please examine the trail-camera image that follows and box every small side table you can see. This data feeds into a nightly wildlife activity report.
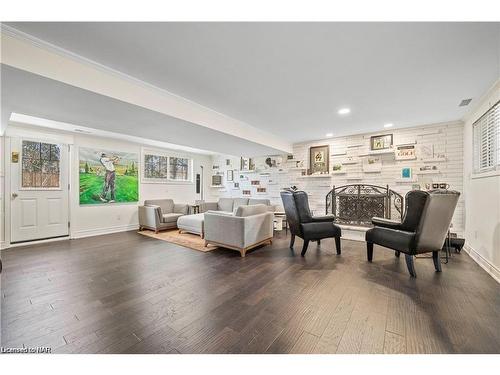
[274,212,287,235]
[189,204,200,215]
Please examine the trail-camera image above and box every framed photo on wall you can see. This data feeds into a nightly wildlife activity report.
[370,134,393,151]
[227,170,234,181]
[309,145,330,174]
[401,167,412,180]
[395,145,416,160]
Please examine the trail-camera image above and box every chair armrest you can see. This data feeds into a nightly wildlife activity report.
[138,205,162,229]
[173,203,189,215]
[371,217,402,230]
[311,214,336,223]
[199,202,218,213]
[243,213,274,246]
[204,212,245,248]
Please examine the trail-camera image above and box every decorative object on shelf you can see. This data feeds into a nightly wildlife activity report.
[251,180,260,186]
[233,182,240,189]
[401,167,412,180]
[242,190,251,196]
[264,156,283,168]
[370,134,393,151]
[227,170,234,181]
[211,174,223,186]
[417,144,434,160]
[419,165,439,173]
[212,165,219,170]
[395,144,416,160]
[287,154,294,160]
[79,147,138,205]
[439,183,450,189]
[435,153,446,160]
[226,159,231,166]
[240,157,255,171]
[362,157,382,172]
[341,156,358,164]
[332,163,343,171]
[309,145,330,174]
[412,184,421,190]
[257,187,267,193]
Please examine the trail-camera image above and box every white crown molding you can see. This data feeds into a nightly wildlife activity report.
[462,79,500,124]
[0,25,292,154]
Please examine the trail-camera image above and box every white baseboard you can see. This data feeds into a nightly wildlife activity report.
[463,244,500,283]
[71,223,139,239]
[0,241,8,250]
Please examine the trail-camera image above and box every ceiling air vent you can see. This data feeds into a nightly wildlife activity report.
[459,98,472,107]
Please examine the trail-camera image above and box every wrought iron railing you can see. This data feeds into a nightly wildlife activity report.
[325,184,403,226]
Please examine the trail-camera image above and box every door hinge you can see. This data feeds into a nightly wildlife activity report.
[68,222,71,228]
[68,183,70,191]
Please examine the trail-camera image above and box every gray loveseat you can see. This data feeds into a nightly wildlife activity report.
[138,199,189,233]
[204,204,274,257]
[199,197,275,214]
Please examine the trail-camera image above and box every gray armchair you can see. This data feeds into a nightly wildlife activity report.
[138,199,188,233]
[366,189,460,277]
[204,204,274,257]
[199,198,275,214]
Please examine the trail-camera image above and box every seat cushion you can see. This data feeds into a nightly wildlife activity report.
[145,199,174,214]
[233,198,249,210]
[177,213,205,235]
[162,213,184,223]
[301,221,341,240]
[248,198,270,206]
[365,227,416,254]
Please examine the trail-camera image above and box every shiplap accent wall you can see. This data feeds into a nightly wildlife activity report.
[211,121,464,234]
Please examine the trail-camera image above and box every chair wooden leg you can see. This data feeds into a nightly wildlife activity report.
[432,251,442,272]
[395,251,400,257]
[367,242,373,262]
[289,234,295,249]
[405,254,417,277]
[335,237,341,255]
[155,229,159,234]
[301,240,310,257]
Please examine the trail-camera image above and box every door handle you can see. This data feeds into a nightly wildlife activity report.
[12,193,18,199]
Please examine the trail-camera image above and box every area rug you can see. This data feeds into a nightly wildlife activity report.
[138,229,218,252]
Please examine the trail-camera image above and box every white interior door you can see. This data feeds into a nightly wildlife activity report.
[10,137,69,243]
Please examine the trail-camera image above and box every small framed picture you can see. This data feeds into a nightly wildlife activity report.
[227,170,234,182]
[370,134,393,151]
[401,167,412,180]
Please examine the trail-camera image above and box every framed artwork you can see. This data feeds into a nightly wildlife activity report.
[240,157,255,171]
[395,145,416,160]
[370,134,393,151]
[401,167,412,180]
[242,190,251,196]
[234,182,240,188]
[257,187,267,193]
[251,180,260,185]
[332,163,343,172]
[211,174,223,186]
[79,147,138,205]
[362,157,382,172]
[227,170,234,181]
[309,145,330,174]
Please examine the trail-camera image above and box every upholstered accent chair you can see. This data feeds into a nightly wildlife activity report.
[365,189,460,277]
[280,190,342,256]
[204,204,274,257]
[138,199,189,233]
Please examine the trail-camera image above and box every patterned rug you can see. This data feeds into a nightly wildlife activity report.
[138,229,218,252]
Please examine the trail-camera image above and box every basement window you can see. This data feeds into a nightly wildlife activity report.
[473,100,500,174]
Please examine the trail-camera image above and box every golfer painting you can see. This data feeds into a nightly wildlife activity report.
[79,147,139,205]
[99,153,119,203]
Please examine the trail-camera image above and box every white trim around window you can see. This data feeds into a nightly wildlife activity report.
[141,147,194,184]
[472,100,500,177]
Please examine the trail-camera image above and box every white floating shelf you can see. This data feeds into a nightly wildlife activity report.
[330,171,347,175]
[210,185,225,188]
[346,176,363,180]
[363,170,382,173]
[297,175,332,179]
[416,170,441,175]
[421,158,447,163]
[362,149,395,156]
[239,170,258,174]
[395,178,418,183]
[331,152,347,156]
[341,160,359,165]
[347,144,364,148]
[288,167,307,170]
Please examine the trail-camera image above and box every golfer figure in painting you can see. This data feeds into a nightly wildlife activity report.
[99,153,119,203]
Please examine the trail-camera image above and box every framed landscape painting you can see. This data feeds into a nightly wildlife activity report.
[79,147,139,205]
[370,134,393,151]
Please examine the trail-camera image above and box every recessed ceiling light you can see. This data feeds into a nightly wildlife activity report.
[338,108,351,115]
[384,123,393,128]
[326,133,333,137]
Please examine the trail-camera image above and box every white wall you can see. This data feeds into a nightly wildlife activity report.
[0,136,5,249]
[2,124,216,244]
[213,121,465,234]
[463,81,500,281]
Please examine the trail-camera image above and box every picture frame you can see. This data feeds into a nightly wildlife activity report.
[227,170,234,181]
[401,167,412,180]
[370,134,393,151]
[309,145,330,174]
[395,145,416,160]
[240,157,255,171]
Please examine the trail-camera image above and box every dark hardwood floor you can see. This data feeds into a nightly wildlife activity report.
[1,230,499,354]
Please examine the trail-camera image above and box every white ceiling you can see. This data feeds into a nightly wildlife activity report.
[1,65,284,156]
[4,22,500,143]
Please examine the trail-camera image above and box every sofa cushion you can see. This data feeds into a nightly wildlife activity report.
[233,198,249,210]
[234,204,268,217]
[145,199,174,214]
[248,198,270,206]
[162,213,184,223]
[217,198,234,212]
